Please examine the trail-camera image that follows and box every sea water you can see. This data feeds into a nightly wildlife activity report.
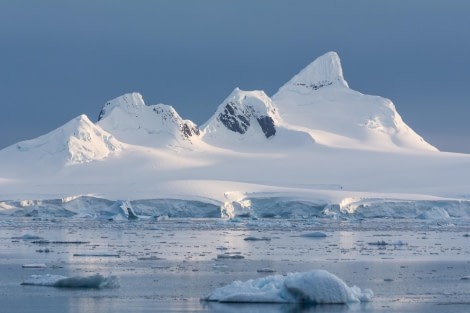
[1,217,470,312]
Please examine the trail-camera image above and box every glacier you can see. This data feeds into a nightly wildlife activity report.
[0,51,469,220]
[2,195,470,220]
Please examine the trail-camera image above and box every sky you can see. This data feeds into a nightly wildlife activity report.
[0,1,469,153]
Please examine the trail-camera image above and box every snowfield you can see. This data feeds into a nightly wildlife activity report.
[1,51,470,220]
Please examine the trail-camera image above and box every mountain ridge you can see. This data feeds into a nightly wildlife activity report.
[272,52,437,152]
[97,92,201,148]
[0,51,438,165]
[3,52,470,220]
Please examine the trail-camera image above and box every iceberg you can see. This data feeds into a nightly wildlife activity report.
[203,269,373,304]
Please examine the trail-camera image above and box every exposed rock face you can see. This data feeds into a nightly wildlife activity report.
[203,88,280,140]
[217,100,276,138]
[218,102,249,135]
[294,80,333,91]
[256,116,276,138]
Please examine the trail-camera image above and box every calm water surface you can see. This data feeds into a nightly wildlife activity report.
[1,217,470,312]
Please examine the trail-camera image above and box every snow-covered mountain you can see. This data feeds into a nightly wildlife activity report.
[2,51,469,220]
[272,52,437,152]
[97,92,201,148]
[201,88,315,149]
[0,114,122,167]
[202,88,280,139]
[200,51,436,152]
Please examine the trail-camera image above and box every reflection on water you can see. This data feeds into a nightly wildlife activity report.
[1,217,470,313]
[203,302,363,313]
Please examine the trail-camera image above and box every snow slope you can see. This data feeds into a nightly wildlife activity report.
[202,88,280,141]
[0,114,121,169]
[201,88,314,149]
[0,51,469,219]
[273,52,437,152]
[97,93,201,148]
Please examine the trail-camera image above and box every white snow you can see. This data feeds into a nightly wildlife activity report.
[202,88,280,140]
[276,51,349,91]
[0,51,469,220]
[97,92,201,148]
[204,269,373,304]
[272,52,437,152]
[22,274,67,286]
[0,115,122,167]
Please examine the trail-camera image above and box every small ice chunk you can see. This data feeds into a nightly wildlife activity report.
[244,236,271,241]
[54,274,120,289]
[368,240,407,246]
[22,274,67,286]
[217,254,245,259]
[154,215,169,221]
[22,273,119,289]
[31,240,50,244]
[257,268,276,273]
[137,256,165,260]
[12,234,43,240]
[73,253,120,257]
[213,265,229,270]
[22,264,47,268]
[368,240,387,246]
[301,232,327,238]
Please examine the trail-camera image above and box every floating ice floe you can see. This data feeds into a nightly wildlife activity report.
[154,215,169,221]
[244,236,271,241]
[257,268,276,273]
[12,234,43,240]
[73,253,120,258]
[300,231,327,238]
[217,253,245,259]
[203,269,373,304]
[21,273,119,289]
[368,240,407,246]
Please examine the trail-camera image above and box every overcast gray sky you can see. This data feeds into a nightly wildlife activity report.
[1,1,469,152]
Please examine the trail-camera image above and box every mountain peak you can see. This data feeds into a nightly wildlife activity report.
[98,92,145,121]
[97,93,200,147]
[7,114,122,166]
[272,52,437,152]
[277,51,348,94]
[202,88,280,144]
